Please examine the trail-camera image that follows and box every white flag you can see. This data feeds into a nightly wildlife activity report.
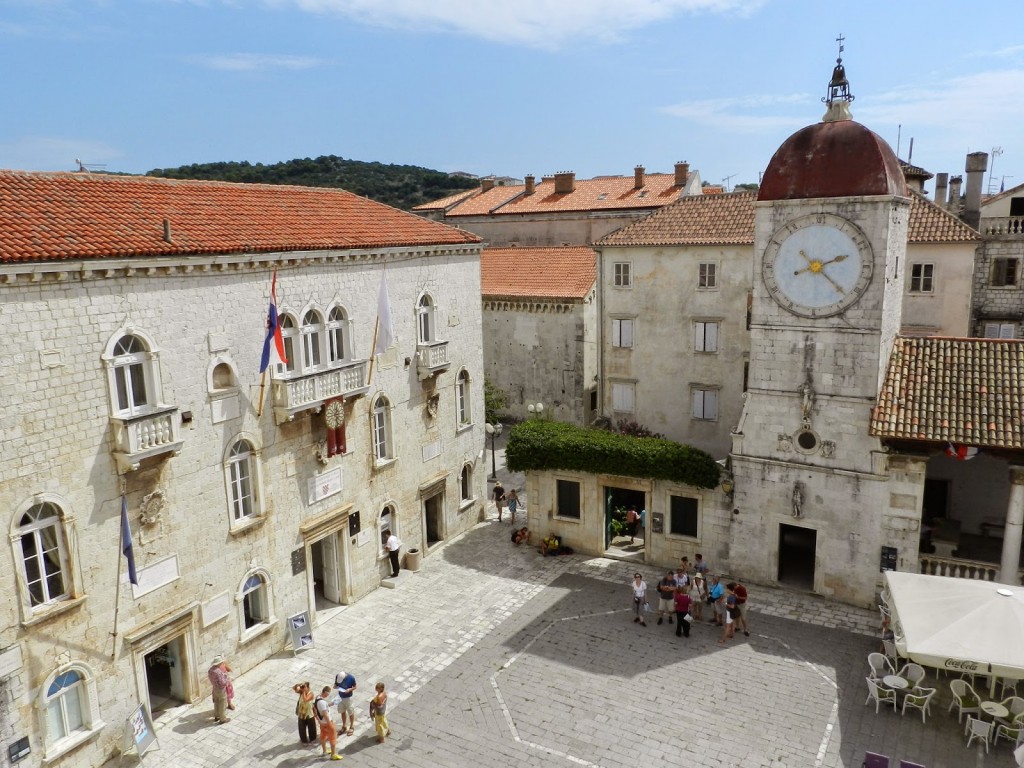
[374,271,395,355]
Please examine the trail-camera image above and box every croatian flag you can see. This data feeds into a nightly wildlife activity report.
[259,270,288,373]
[121,495,138,586]
[374,271,395,355]
[945,443,978,461]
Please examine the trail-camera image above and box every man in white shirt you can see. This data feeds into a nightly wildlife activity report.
[384,529,401,578]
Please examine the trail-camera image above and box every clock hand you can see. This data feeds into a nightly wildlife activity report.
[818,269,846,295]
[819,254,847,267]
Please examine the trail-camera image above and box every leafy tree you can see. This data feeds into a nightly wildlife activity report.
[734,182,760,191]
[484,377,508,424]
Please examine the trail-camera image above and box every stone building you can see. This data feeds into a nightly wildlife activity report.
[0,171,484,766]
[481,246,597,425]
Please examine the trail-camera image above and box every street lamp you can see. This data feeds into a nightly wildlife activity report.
[485,422,503,480]
[527,402,545,419]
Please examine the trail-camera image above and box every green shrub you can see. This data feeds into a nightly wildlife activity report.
[506,420,720,489]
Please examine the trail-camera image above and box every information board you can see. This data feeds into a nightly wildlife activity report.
[880,545,898,572]
[288,611,314,653]
[125,703,158,758]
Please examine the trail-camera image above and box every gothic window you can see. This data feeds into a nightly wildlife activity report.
[372,395,394,462]
[417,294,436,344]
[300,310,324,370]
[327,305,350,364]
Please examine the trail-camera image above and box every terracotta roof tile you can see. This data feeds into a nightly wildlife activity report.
[429,173,694,218]
[870,336,1024,448]
[412,187,481,211]
[0,170,479,263]
[596,190,979,247]
[481,246,596,301]
[596,192,756,247]
[899,159,934,180]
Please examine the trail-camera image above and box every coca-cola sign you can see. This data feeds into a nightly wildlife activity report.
[944,659,979,672]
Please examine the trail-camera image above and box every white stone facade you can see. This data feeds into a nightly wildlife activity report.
[0,246,484,767]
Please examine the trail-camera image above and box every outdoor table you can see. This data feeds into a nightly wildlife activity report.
[981,701,1010,719]
[884,675,909,690]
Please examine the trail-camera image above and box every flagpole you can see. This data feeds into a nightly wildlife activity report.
[367,316,381,387]
[256,369,268,418]
[111,494,125,661]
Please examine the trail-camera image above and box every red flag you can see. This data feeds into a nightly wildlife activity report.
[945,443,978,461]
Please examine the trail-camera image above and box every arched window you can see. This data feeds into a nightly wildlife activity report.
[103,331,165,417]
[236,568,275,641]
[300,310,324,370]
[372,395,393,462]
[456,369,471,426]
[327,306,349,364]
[39,663,102,760]
[18,502,69,608]
[379,505,395,553]
[461,465,472,502]
[225,439,262,525]
[417,294,435,344]
[279,314,298,374]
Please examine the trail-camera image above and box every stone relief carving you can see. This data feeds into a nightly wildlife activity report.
[426,394,440,419]
[821,440,836,458]
[139,489,166,526]
[777,433,793,453]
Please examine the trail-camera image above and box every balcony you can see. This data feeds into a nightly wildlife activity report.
[416,340,451,380]
[111,406,183,473]
[272,359,369,424]
[982,216,1024,236]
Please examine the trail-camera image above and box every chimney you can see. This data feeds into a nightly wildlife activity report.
[524,174,535,195]
[634,165,645,189]
[553,171,575,194]
[964,151,988,229]
[948,175,963,212]
[934,173,948,209]
[674,161,690,187]
[481,177,496,192]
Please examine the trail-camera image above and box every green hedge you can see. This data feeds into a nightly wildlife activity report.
[505,420,720,489]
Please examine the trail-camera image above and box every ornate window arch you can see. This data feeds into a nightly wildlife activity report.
[236,566,275,642]
[326,304,353,364]
[300,307,325,371]
[37,661,103,760]
[278,312,299,375]
[371,394,395,463]
[10,494,83,622]
[417,293,436,344]
[456,369,472,427]
[223,435,264,529]
[101,327,165,417]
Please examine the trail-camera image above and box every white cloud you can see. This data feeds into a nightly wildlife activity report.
[272,0,765,48]
[0,136,122,173]
[187,53,330,71]
[660,93,813,133]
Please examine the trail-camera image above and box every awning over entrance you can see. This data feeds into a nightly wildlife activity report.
[885,570,1024,682]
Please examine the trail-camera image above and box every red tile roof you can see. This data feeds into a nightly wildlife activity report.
[481,246,596,301]
[0,170,480,263]
[870,336,1024,449]
[596,190,979,247]
[412,187,481,212]
[417,173,692,217]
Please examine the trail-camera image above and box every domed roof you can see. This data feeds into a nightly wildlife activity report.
[758,119,907,201]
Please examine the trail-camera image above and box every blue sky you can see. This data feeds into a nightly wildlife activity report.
[4,0,1023,197]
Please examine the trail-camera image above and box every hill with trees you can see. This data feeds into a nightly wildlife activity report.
[146,155,478,210]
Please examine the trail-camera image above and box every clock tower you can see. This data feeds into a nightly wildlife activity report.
[729,44,910,605]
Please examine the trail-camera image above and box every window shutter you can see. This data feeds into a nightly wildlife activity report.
[706,322,718,352]
[612,320,621,347]
[1000,324,1015,339]
[622,320,633,348]
[706,390,718,418]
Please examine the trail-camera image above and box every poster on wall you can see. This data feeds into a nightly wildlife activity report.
[288,611,314,654]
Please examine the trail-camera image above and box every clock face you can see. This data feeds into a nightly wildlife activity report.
[324,400,345,429]
[762,213,873,318]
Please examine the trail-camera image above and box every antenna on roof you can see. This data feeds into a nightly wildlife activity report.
[74,158,107,173]
[722,174,736,192]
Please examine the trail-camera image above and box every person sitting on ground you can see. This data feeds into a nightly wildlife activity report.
[539,534,560,556]
[511,527,530,546]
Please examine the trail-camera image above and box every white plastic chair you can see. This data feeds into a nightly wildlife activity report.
[868,653,894,680]
[865,677,897,714]
[898,662,926,689]
[1000,678,1020,698]
[901,686,935,723]
[882,638,899,665]
[949,679,981,723]
[1001,696,1024,726]
[966,716,993,752]
[995,719,1024,748]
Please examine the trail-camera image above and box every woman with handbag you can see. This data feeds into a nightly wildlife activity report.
[292,681,317,744]
[630,572,648,627]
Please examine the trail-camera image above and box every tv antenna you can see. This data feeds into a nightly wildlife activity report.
[75,158,107,173]
[721,174,736,192]
[988,147,1004,194]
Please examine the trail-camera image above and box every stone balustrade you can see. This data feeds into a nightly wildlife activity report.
[982,216,1024,236]
[272,359,369,423]
[416,340,451,380]
[918,554,1024,584]
[111,406,183,472]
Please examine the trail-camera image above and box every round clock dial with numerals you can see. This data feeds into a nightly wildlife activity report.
[324,400,345,429]
[762,213,874,318]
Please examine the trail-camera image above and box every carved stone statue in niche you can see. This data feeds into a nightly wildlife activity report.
[425,394,440,419]
[791,482,804,518]
[798,381,815,424]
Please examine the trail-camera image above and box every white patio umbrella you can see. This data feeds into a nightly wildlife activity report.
[884,570,1024,697]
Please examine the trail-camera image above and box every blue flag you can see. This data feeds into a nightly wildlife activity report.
[121,495,138,586]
